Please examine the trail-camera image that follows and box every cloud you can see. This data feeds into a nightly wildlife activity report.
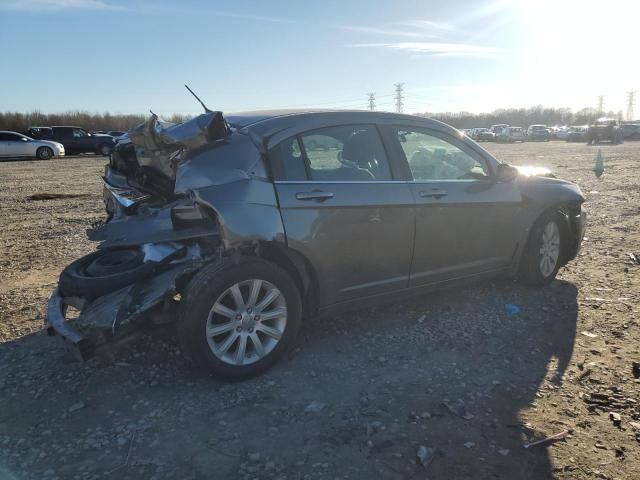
[399,20,456,31]
[348,42,500,57]
[1,0,126,11]
[337,24,438,39]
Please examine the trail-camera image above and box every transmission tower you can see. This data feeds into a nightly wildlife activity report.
[367,92,376,111]
[597,95,605,114]
[394,83,404,113]
[627,91,636,121]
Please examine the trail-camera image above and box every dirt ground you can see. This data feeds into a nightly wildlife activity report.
[1,141,639,480]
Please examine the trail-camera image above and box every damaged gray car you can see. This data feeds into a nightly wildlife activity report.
[46,108,586,379]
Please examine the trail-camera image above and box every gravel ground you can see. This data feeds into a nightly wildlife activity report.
[1,142,639,480]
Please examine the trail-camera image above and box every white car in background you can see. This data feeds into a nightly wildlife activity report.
[0,131,65,160]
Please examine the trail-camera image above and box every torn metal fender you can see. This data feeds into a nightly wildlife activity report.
[88,200,218,248]
[192,179,287,249]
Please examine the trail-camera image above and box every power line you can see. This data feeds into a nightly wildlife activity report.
[597,95,605,114]
[367,92,376,111]
[394,83,405,113]
[627,91,636,121]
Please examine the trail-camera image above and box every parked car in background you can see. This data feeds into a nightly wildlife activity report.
[622,124,640,140]
[462,128,474,137]
[554,127,569,140]
[46,109,586,379]
[474,128,495,142]
[95,130,127,138]
[587,118,623,144]
[30,126,115,155]
[490,124,508,136]
[0,131,65,160]
[497,126,526,143]
[527,125,550,141]
[565,126,589,142]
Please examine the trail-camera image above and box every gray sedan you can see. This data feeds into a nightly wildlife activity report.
[0,131,65,160]
[46,110,586,379]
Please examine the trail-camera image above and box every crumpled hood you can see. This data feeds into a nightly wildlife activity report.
[126,111,230,179]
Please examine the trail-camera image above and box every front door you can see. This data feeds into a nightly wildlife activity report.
[271,124,415,307]
[391,127,522,286]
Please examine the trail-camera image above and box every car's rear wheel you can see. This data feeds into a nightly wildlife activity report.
[518,212,564,286]
[36,147,53,160]
[179,258,302,380]
[97,143,112,156]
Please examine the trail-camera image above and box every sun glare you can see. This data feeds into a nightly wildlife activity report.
[516,0,639,110]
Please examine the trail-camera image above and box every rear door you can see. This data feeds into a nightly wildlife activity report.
[390,126,522,286]
[53,127,74,150]
[271,124,415,307]
[72,128,93,152]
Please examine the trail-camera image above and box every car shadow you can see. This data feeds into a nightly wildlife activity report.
[0,279,578,479]
[291,278,579,479]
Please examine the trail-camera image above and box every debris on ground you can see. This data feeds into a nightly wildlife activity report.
[303,401,326,413]
[504,303,520,315]
[68,401,86,413]
[581,331,598,338]
[609,412,622,428]
[627,253,640,265]
[416,445,434,467]
[523,430,568,449]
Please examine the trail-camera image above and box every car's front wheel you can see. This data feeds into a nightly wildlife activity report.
[518,212,564,286]
[36,146,53,160]
[179,258,302,380]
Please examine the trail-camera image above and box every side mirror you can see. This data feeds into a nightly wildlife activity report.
[495,163,518,182]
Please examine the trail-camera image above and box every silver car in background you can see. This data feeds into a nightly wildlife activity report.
[0,131,65,160]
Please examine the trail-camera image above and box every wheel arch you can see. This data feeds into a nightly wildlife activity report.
[254,242,319,316]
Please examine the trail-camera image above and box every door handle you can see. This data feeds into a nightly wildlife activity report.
[419,189,448,199]
[295,191,334,201]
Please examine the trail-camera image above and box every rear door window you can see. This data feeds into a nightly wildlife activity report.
[272,125,392,182]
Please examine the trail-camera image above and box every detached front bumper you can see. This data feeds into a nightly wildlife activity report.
[45,260,205,361]
[46,289,90,361]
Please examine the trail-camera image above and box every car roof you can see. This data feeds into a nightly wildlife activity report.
[224,109,499,166]
[225,109,456,141]
[226,109,439,128]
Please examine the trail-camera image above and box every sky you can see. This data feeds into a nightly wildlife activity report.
[1,0,638,116]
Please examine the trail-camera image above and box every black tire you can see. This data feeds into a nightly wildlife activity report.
[518,211,565,286]
[97,143,112,156]
[179,257,302,380]
[59,247,159,299]
[36,147,53,160]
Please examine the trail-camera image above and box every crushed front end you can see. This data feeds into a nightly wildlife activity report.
[45,112,231,359]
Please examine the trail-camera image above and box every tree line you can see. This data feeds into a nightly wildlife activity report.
[418,105,623,129]
[0,106,625,133]
[0,111,193,133]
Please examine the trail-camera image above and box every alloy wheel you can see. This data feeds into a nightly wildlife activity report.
[206,279,287,366]
[539,221,560,277]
